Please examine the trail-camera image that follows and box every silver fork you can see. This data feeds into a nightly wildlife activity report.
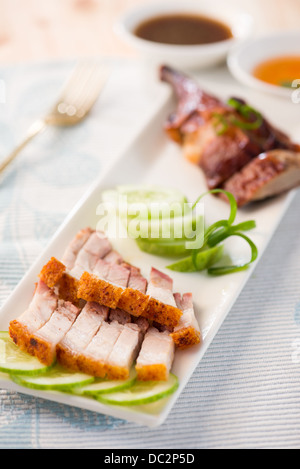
[0,61,109,175]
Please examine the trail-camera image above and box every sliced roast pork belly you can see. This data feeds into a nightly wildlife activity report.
[171,293,201,349]
[106,323,144,380]
[71,230,112,274]
[135,327,175,381]
[223,149,300,207]
[109,308,132,325]
[116,264,149,317]
[56,302,109,371]
[61,227,94,270]
[143,268,180,327]
[9,280,58,355]
[77,269,182,329]
[77,321,124,378]
[160,65,300,191]
[29,300,81,365]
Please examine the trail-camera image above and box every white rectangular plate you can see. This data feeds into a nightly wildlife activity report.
[0,65,299,427]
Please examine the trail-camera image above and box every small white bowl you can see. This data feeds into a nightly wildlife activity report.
[227,31,300,98]
[115,0,254,70]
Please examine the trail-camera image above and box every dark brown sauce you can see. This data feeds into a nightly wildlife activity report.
[134,13,233,46]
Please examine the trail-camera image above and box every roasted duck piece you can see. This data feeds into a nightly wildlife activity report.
[223,149,300,207]
[160,65,300,203]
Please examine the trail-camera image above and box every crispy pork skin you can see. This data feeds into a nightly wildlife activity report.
[136,327,175,381]
[77,270,182,329]
[172,293,201,349]
[223,150,300,207]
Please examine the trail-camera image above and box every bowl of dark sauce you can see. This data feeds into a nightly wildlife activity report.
[115,1,253,70]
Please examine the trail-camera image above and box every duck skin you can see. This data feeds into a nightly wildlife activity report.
[160,65,300,195]
[223,149,300,207]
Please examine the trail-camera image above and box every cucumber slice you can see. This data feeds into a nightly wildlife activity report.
[102,186,187,221]
[0,332,53,376]
[73,368,137,397]
[96,373,179,406]
[136,238,191,258]
[117,185,187,212]
[127,212,200,241]
[11,364,95,391]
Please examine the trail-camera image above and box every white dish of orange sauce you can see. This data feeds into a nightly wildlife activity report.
[227,31,300,99]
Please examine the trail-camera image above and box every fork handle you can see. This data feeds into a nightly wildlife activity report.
[0,118,48,175]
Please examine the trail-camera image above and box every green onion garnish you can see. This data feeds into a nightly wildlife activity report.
[212,99,264,135]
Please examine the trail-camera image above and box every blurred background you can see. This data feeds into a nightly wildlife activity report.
[0,0,298,64]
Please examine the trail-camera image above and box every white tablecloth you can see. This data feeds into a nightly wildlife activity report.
[0,59,300,449]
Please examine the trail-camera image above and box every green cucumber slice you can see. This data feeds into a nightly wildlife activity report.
[96,373,179,406]
[117,185,187,212]
[102,186,187,221]
[0,332,53,376]
[136,238,190,258]
[167,245,224,273]
[73,368,137,396]
[11,364,95,391]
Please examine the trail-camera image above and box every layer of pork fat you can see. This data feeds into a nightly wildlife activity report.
[106,323,143,373]
[136,327,175,373]
[146,267,177,307]
[15,280,58,333]
[59,302,109,354]
[31,300,81,363]
[61,227,94,270]
[83,320,124,364]
[72,231,112,274]
[173,293,200,334]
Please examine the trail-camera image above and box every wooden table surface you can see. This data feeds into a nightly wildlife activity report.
[0,0,299,64]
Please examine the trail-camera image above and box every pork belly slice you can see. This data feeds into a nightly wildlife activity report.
[77,321,124,378]
[77,271,182,328]
[78,272,124,309]
[171,293,201,349]
[106,263,130,288]
[135,327,175,381]
[223,149,300,207]
[106,323,143,380]
[143,268,182,328]
[73,231,112,273]
[109,308,132,325]
[61,227,94,270]
[56,302,109,371]
[117,266,148,317]
[9,280,58,355]
[29,300,81,366]
[38,258,80,306]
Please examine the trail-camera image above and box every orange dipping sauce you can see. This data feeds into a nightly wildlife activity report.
[253,55,300,88]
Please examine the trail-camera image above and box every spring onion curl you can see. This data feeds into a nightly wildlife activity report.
[187,189,258,276]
